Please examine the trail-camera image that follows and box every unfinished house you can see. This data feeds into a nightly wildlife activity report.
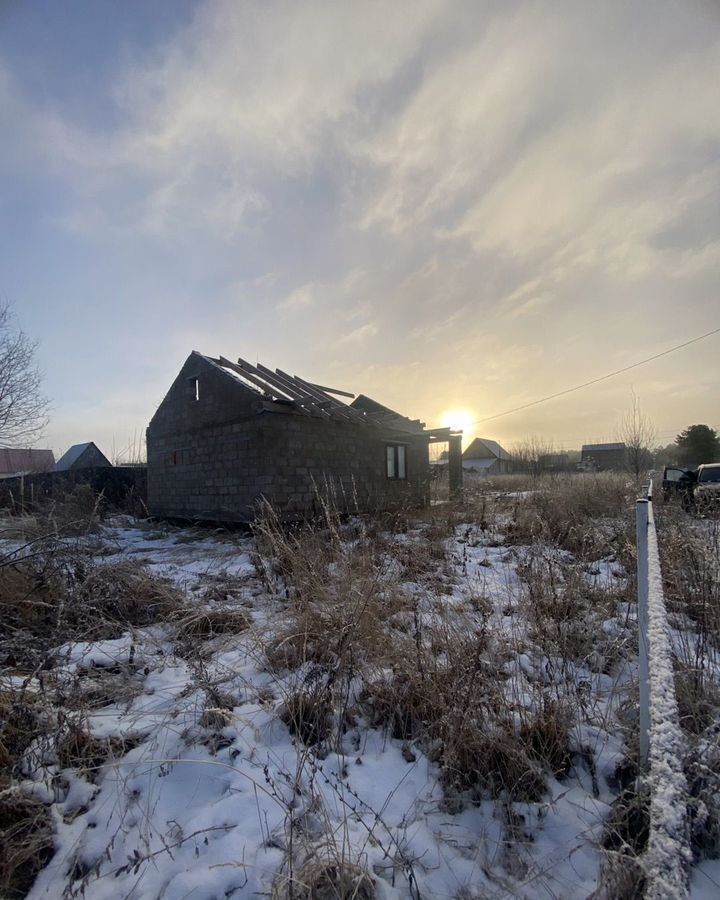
[147,352,461,522]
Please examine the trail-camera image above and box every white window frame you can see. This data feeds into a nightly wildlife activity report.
[386,444,407,480]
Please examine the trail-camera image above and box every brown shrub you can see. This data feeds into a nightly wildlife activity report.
[0,564,68,669]
[176,607,251,639]
[273,856,375,900]
[55,724,142,782]
[77,562,182,631]
[0,793,54,900]
[279,688,332,747]
[520,700,573,777]
[506,473,632,559]
[362,631,553,803]
[0,692,42,777]
[0,553,185,671]
[673,662,720,736]
[265,625,341,672]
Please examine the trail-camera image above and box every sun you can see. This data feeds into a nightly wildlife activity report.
[442,410,474,433]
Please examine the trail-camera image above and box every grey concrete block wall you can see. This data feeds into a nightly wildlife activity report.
[147,353,430,522]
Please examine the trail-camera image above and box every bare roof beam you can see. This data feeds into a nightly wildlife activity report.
[306,381,355,399]
[289,372,370,423]
[276,370,358,422]
[220,356,312,416]
[254,362,330,418]
[218,356,278,398]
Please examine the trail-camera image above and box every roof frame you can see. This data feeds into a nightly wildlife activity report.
[253,362,332,418]
[207,352,441,436]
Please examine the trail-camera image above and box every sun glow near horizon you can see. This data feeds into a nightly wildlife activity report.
[441,410,476,443]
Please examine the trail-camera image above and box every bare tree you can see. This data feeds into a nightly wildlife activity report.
[510,434,556,477]
[617,390,657,481]
[0,303,50,447]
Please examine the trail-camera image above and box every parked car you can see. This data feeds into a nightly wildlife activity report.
[662,465,697,507]
[694,463,720,514]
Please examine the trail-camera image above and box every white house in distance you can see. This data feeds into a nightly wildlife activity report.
[462,438,513,475]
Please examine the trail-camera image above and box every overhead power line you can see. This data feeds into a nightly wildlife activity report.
[472,325,720,426]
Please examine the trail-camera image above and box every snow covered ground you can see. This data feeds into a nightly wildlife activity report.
[2,501,718,899]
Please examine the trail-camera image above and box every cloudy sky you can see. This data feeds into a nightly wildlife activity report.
[1,0,718,458]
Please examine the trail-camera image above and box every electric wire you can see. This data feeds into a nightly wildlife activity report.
[472,325,720,425]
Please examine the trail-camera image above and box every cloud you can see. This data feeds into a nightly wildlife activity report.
[338,322,378,345]
[278,284,315,313]
[2,0,719,450]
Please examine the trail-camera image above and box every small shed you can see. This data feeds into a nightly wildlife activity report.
[55,442,112,472]
[580,442,627,472]
[147,352,461,522]
[462,438,513,475]
[0,448,55,477]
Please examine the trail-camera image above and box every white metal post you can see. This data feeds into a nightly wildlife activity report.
[636,497,650,769]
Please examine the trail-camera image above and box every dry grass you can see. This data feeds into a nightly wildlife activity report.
[0,546,185,672]
[362,625,573,804]
[55,723,142,781]
[273,853,376,900]
[0,793,55,900]
[256,502,413,676]
[176,606,252,639]
[598,784,649,900]
[656,512,720,639]
[517,549,630,672]
[0,687,54,893]
[279,686,333,748]
[505,473,633,559]
[653,507,720,860]
[256,486,606,814]
[5,474,713,897]
[77,561,183,631]
[0,531,191,896]
[0,691,43,780]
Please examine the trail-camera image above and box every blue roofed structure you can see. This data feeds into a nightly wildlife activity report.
[54,442,112,472]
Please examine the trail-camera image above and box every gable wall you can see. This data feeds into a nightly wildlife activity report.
[148,353,262,437]
[72,444,112,470]
[462,439,494,460]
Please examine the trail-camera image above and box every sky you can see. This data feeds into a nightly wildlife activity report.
[1,0,718,459]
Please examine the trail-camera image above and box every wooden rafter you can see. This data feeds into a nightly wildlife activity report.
[253,362,331,418]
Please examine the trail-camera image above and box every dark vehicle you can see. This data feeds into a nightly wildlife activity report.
[662,466,697,507]
[694,463,720,515]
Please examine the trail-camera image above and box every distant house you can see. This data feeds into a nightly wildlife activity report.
[0,448,55,478]
[146,351,461,523]
[580,442,627,472]
[55,442,112,472]
[462,438,513,475]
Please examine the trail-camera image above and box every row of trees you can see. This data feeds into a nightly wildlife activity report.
[511,395,719,479]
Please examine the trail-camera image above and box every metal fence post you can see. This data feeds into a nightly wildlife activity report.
[636,497,650,769]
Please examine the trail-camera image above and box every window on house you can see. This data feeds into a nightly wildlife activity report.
[189,377,200,401]
[386,444,407,480]
[165,448,191,466]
